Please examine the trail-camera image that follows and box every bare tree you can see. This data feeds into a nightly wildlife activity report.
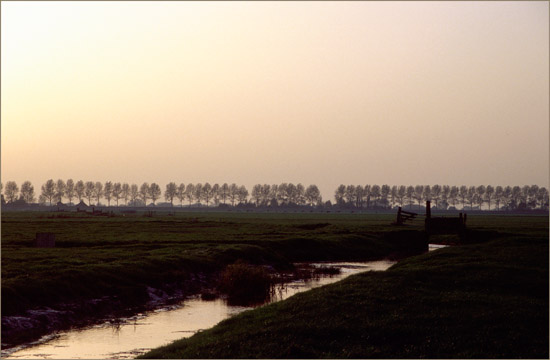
[129,184,139,205]
[396,185,406,207]
[305,184,321,206]
[165,182,178,206]
[212,184,220,206]
[112,182,122,206]
[104,181,113,206]
[121,183,130,205]
[65,179,75,205]
[413,185,424,207]
[75,180,85,203]
[363,185,371,209]
[42,179,56,206]
[84,181,95,205]
[251,184,262,206]
[344,185,356,206]
[431,185,441,208]
[537,187,549,210]
[380,185,391,208]
[194,183,203,205]
[237,185,248,204]
[229,183,239,206]
[296,184,305,205]
[355,185,364,208]
[494,186,503,210]
[406,185,415,209]
[458,186,468,210]
[55,179,66,203]
[94,181,104,205]
[149,183,161,205]
[423,185,431,203]
[20,181,35,203]
[371,185,381,207]
[476,185,486,210]
[467,186,476,210]
[219,183,229,205]
[449,186,459,208]
[334,185,346,206]
[390,185,397,208]
[185,183,195,205]
[176,183,186,206]
[202,183,213,206]
[503,186,512,209]
[511,186,522,209]
[5,181,19,203]
[140,183,150,206]
[485,185,495,210]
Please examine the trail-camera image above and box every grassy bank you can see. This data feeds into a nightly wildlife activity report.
[140,216,548,358]
[2,211,422,316]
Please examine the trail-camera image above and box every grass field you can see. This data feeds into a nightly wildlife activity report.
[2,211,547,357]
[139,214,549,359]
[2,211,422,316]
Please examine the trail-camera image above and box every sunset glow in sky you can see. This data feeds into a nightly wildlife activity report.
[2,1,548,197]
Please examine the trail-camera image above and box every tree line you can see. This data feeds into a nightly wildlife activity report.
[0,180,322,208]
[1,180,547,211]
[334,184,549,211]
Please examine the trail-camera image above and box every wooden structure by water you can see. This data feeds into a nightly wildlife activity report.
[424,201,466,236]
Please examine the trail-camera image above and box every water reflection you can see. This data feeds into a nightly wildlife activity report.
[3,260,395,359]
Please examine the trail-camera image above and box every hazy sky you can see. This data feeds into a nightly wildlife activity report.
[2,1,548,199]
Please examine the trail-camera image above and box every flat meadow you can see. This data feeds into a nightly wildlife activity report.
[1,210,548,357]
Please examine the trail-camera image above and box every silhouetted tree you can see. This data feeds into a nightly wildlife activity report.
[129,184,139,204]
[334,185,345,206]
[176,183,186,206]
[458,186,468,210]
[104,181,113,206]
[476,185,486,210]
[194,183,203,205]
[381,185,391,208]
[537,187,549,209]
[75,180,85,202]
[467,186,476,210]
[251,184,262,206]
[494,186,503,210]
[55,179,66,203]
[219,183,229,205]
[139,183,150,206]
[229,183,239,206]
[84,181,95,205]
[149,183,161,205]
[371,185,381,207]
[305,184,321,206]
[485,185,495,210]
[355,185,364,208]
[423,185,431,202]
[449,186,459,208]
[502,186,512,209]
[165,182,178,206]
[202,183,213,206]
[431,185,441,208]
[4,181,18,203]
[121,183,130,205]
[363,185,371,209]
[396,185,406,207]
[414,185,424,207]
[212,184,220,205]
[344,185,356,206]
[237,185,248,204]
[41,179,56,206]
[296,184,306,205]
[20,181,35,203]
[185,183,195,205]
[94,181,104,206]
[112,182,122,206]
[66,179,75,205]
[406,186,415,209]
[390,185,397,208]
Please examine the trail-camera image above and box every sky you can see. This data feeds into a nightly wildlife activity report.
[1,1,548,200]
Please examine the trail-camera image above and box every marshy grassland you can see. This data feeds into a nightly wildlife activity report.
[139,214,548,359]
[2,211,548,357]
[2,211,421,316]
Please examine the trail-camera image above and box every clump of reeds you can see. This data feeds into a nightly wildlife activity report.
[219,260,272,305]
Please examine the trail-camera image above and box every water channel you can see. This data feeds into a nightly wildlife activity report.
[3,260,402,359]
[3,243,450,360]
[4,245,448,359]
